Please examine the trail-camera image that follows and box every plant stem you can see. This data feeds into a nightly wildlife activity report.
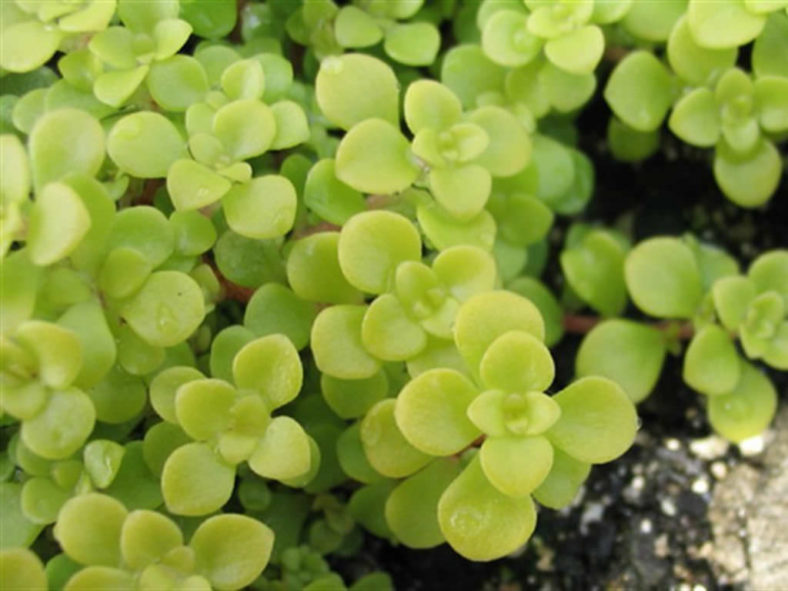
[562,314,695,340]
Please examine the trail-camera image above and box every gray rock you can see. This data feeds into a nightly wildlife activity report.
[709,406,788,588]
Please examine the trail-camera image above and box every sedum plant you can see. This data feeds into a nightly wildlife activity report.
[0,0,786,588]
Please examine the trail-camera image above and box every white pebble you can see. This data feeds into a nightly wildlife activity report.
[691,477,710,495]
[738,433,767,456]
[710,461,728,480]
[661,498,677,517]
[665,438,681,451]
[689,435,729,460]
[640,518,653,534]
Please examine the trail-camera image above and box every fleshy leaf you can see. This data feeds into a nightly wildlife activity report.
[383,22,440,66]
[683,324,741,396]
[575,320,667,403]
[604,51,675,132]
[27,182,92,266]
[0,548,47,590]
[108,112,185,178]
[190,514,273,591]
[161,442,235,516]
[749,250,788,306]
[175,379,236,441]
[223,175,297,240]
[120,510,182,570]
[334,6,383,48]
[532,448,591,509]
[395,368,480,456]
[0,21,62,73]
[687,0,765,48]
[544,25,603,75]
[362,294,427,361]
[212,100,275,160]
[624,237,703,318]
[335,119,420,195]
[482,10,541,68]
[54,493,127,566]
[361,399,432,478]
[669,87,721,147]
[708,362,776,442]
[248,417,311,480]
[311,306,381,379]
[547,377,638,464]
[714,139,781,207]
[437,455,536,561]
[479,331,554,394]
[315,54,399,130]
[233,334,303,409]
[479,435,553,497]
[404,80,462,134]
[286,232,362,305]
[429,165,492,221]
[22,389,95,460]
[465,106,531,177]
[303,159,365,226]
[667,16,738,86]
[384,459,459,549]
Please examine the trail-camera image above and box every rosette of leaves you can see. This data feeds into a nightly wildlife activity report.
[712,250,788,370]
[153,334,317,516]
[87,0,194,106]
[668,67,788,206]
[51,493,273,590]
[481,0,630,75]
[375,290,638,560]
[609,235,779,440]
[316,54,530,221]
[310,210,498,377]
[0,0,116,73]
[287,0,441,66]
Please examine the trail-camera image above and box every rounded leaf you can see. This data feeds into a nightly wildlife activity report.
[54,493,127,566]
[688,0,765,49]
[395,369,480,456]
[108,112,185,178]
[175,379,236,441]
[437,456,537,561]
[0,21,61,73]
[362,294,427,361]
[544,25,603,75]
[335,119,420,195]
[22,389,95,460]
[147,55,208,112]
[120,510,183,570]
[624,237,703,318]
[575,320,667,403]
[311,305,381,379]
[233,334,303,409]
[708,362,776,442]
[0,548,47,590]
[465,106,531,177]
[286,232,362,305]
[482,10,541,68]
[316,54,399,130]
[248,417,311,480]
[668,17,738,86]
[383,22,440,66]
[480,331,554,394]
[361,399,432,478]
[190,514,274,591]
[303,159,365,226]
[161,443,235,516]
[547,377,638,464]
[668,87,721,147]
[404,80,462,134]
[714,139,781,207]
[480,435,553,497]
[223,175,297,240]
[683,324,741,396]
[532,448,591,509]
[167,159,231,211]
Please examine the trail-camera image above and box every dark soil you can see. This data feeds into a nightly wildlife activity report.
[330,78,788,590]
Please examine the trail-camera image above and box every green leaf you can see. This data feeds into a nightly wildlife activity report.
[395,368,480,456]
[311,305,381,379]
[441,44,507,109]
[54,493,127,566]
[621,0,687,41]
[338,211,422,294]
[547,377,638,464]
[532,448,591,509]
[749,250,788,306]
[64,566,135,590]
[87,366,146,424]
[334,6,383,48]
[667,16,738,86]
[362,294,427,361]
[161,442,235,516]
[544,25,603,75]
[0,548,47,590]
[433,245,497,301]
[384,459,459,549]
[233,334,303,409]
[348,481,397,540]
[624,237,704,318]
[249,417,311,480]
[220,59,264,101]
[480,435,553,497]
[106,206,174,268]
[481,10,541,68]
[507,277,564,346]
[286,232,363,305]
[303,159,365,226]
[149,366,203,423]
[270,100,309,150]
[384,22,440,66]
[244,284,315,350]
[223,175,297,239]
[94,66,149,108]
[83,440,125,489]
[714,139,781,207]
[752,11,788,77]
[708,362,776,442]
[212,100,275,160]
[712,276,756,331]
[361,399,432,478]
[404,80,462,134]
[607,117,660,162]
[454,291,545,375]
[479,331,554,393]
[120,510,182,570]
[321,371,388,420]
[29,109,105,190]
[315,54,399,131]
[669,88,721,147]
[21,477,70,524]
[688,0,765,48]
[539,61,596,113]
[22,389,95,460]
[152,18,193,59]
[604,51,675,132]
[576,320,667,403]
[27,182,92,266]
[437,455,536,561]
[335,119,420,195]
[560,229,628,317]
[337,423,386,484]
[190,514,273,591]
[120,271,205,348]
[429,165,492,221]
[465,105,531,177]
[108,112,186,179]
[417,201,497,252]
[1,482,43,549]
[754,76,788,133]
[102,442,163,511]
[180,0,237,39]
[0,21,62,73]
[147,55,208,112]
[175,379,236,441]
[683,324,741,395]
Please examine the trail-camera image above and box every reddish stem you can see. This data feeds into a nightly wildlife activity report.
[563,314,695,340]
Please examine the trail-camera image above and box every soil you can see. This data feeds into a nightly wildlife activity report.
[330,84,788,590]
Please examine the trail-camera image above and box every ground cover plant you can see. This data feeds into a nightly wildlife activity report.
[0,0,786,588]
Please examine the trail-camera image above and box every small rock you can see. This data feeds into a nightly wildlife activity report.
[710,461,728,480]
[654,534,670,558]
[665,438,681,451]
[579,501,605,534]
[737,433,769,456]
[640,518,653,534]
[689,435,729,460]
[691,477,709,495]
[660,498,677,517]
